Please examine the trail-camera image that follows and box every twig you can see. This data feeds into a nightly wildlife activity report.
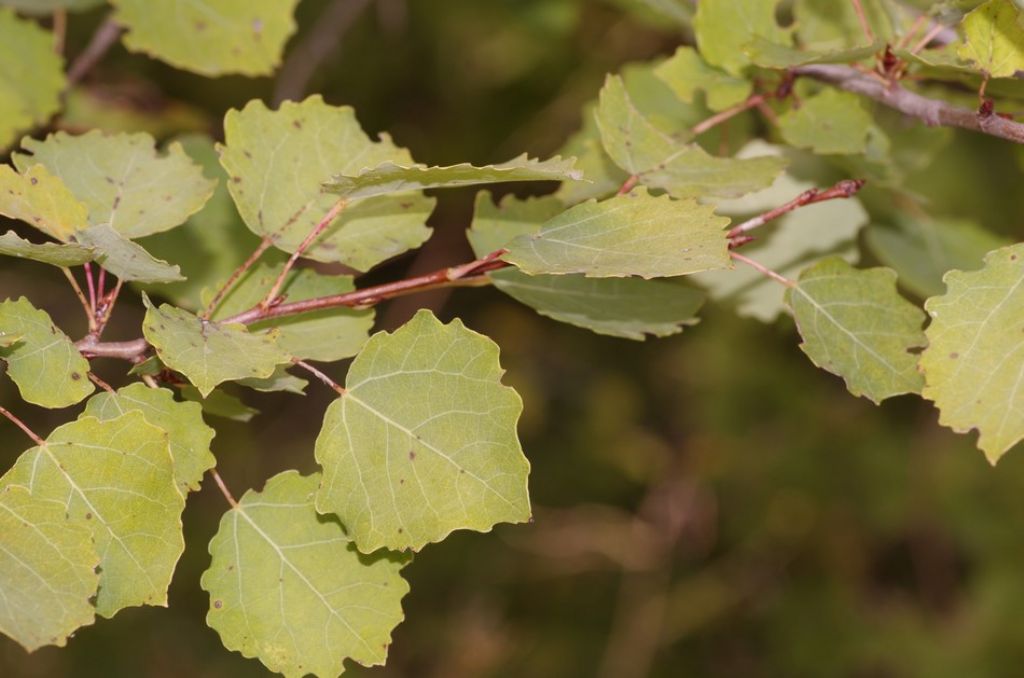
[272,0,374,105]
[88,372,115,393]
[617,175,639,195]
[209,469,238,509]
[261,199,347,310]
[67,16,123,86]
[909,23,947,55]
[730,251,795,287]
[95,278,123,337]
[849,0,875,44]
[292,359,346,396]
[201,237,273,320]
[83,262,97,312]
[141,374,159,389]
[727,179,866,242]
[52,9,67,55]
[897,13,928,51]
[692,94,768,136]
[0,405,45,447]
[61,267,98,332]
[794,64,1024,144]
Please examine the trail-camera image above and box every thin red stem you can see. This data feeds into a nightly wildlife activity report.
[0,405,45,447]
[209,469,238,508]
[849,0,875,44]
[95,278,123,338]
[261,199,348,310]
[730,251,795,287]
[62,267,98,332]
[84,262,98,312]
[67,16,123,85]
[88,372,115,393]
[292,359,346,395]
[692,94,767,136]
[201,237,274,320]
[727,179,866,243]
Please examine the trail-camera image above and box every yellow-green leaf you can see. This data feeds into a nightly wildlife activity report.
[920,244,1024,463]
[778,89,873,155]
[693,0,789,75]
[14,130,216,238]
[1,412,185,617]
[0,297,93,409]
[0,9,64,149]
[82,383,216,493]
[110,0,300,77]
[202,471,410,677]
[0,484,98,652]
[654,46,752,111]
[220,97,435,272]
[315,310,531,553]
[0,230,93,267]
[72,224,184,283]
[958,0,1024,78]
[0,164,89,242]
[504,188,730,279]
[786,257,927,404]
[143,299,291,397]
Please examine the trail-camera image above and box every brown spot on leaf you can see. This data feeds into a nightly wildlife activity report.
[408,450,416,460]
[70,372,81,381]
[29,177,37,185]
[213,600,222,609]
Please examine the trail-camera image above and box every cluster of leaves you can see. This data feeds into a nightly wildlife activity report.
[1,0,1024,676]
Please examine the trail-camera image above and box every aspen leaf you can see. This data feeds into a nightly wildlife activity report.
[958,0,1024,78]
[920,244,1024,463]
[693,0,789,75]
[778,90,873,155]
[142,298,292,397]
[1,413,185,617]
[0,298,93,409]
[315,310,531,553]
[745,37,883,69]
[220,97,435,272]
[110,0,300,77]
[325,155,584,200]
[470,192,706,339]
[794,0,894,48]
[504,188,730,279]
[1,0,104,12]
[82,383,216,493]
[654,46,752,111]
[13,131,216,238]
[0,485,98,652]
[72,224,184,283]
[0,9,64,149]
[786,257,927,404]
[0,164,89,242]
[202,471,410,677]
[0,231,94,267]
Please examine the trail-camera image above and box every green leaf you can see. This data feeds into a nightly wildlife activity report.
[694,146,868,321]
[470,192,706,339]
[325,154,584,200]
[236,366,308,395]
[180,386,258,423]
[110,0,300,77]
[504,188,730,279]
[72,224,184,283]
[920,244,1024,463]
[957,0,1024,78]
[1,412,185,617]
[220,96,435,272]
[865,216,1009,298]
[137,134,264,310]
[13,131,216,238]
[778,89,873,155]
[0,329,21,347]
[82,383,216,493]
[0,9,64,149]
[793,0,895,49]
[693,0,789,75]
[142,298,292,397]
[315,310,531,553]
[202,471,410,677]
[1,0,104,13]
[0,164,89,242]
[595,75,787,199]
[553,105,630,205]
[0,230,93,267]
[0,297,93,408]
[210,263,374,363]
[0,484,98,652]
[786,258,927,404]
[744,36,883,68]
[491,269,705,340]
[654,46,753,111]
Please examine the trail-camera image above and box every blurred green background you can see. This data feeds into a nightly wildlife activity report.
[3,1,1024,676]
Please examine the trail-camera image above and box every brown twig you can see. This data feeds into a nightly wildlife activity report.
[67,16,123,86]
[730,251,795,287]
[727,179,866,244]
[692,93,768,136]
[61,267,97,332]
[261,199,347,310]
[794,64,1024,144]
[0,405,45,446]
[94,278,123,338]
[292,359,346,395]
[52,9,67,55]
[88,372,115,393]
[849,0,875,44]
[201,237,273,320]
